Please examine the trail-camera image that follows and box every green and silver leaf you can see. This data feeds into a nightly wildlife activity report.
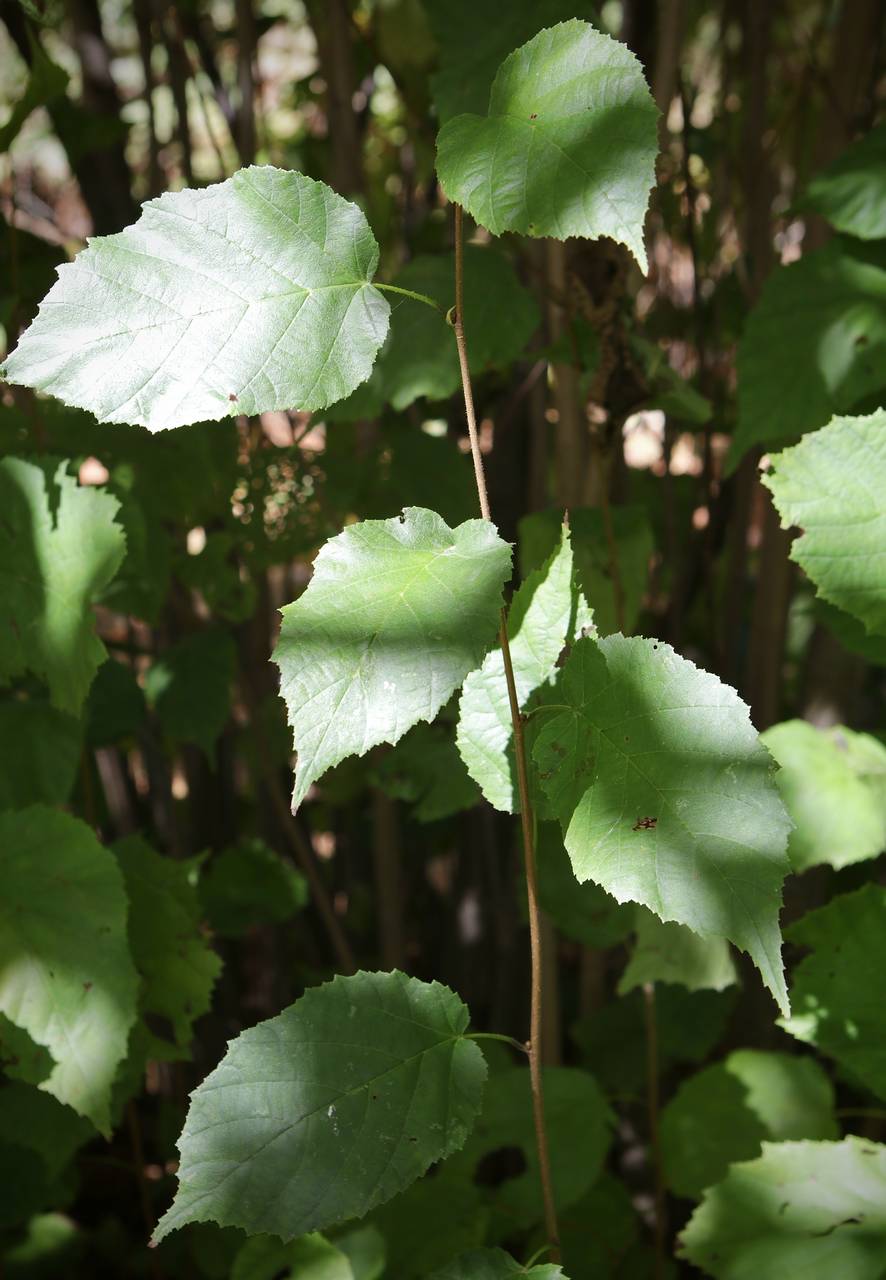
[154,970,487,1243]
[2,167,390,430]
[274,507,511,811]
[533,635,792,1013]
[436,21,659,268]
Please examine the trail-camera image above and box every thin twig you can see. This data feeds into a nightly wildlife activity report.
[451,203,560,1258]
[642,982,666,1279]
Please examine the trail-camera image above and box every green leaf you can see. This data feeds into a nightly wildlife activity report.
[762,719,886,871]
[84,657,146,746]
[199,838,308,937]
[232,1233,354,1280]
[0,806,138,1134]
[375,722,481,822]
[0,36,68,153]
[436,21,659,269]
[457,524,592,813]
[618,908,738,996]
[518,506,653,637]
[802,121,886,241]
[533,635,792,1013]
[763,410,886,637]
[330,1225,385,1280]
[445,1066,612,1229]
[816,598,886,666]
[153,970,487,1243]
[661,1052,836,1199]
[0,458,126,714]
[536,822,633,948]
[326,248,538,417]
[145,628,236,762]
[115,835,221,1057]
[678,1138,886,1279]
[370,1176,488,1279]
[426,0,583,121]
[0,697,81,810]
[782,884,886,1100]
[0,1081,95,1178]
[730,242,886,465]
[428,1248,565,1279]
[273,507,511,811]
[2,167,390,430]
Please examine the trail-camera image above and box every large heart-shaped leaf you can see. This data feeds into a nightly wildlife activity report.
[273,507,511,811]
[436,21,659,268]
[763,410,886,638]
[0,806,139,1134]
[533,635,792,1013]
[2,167,390,430]
[153,970,487,1242]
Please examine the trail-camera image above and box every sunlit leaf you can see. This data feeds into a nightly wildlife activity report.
[679,1138,886,1279]
[274,507,511,811]
[2,168,390,430]
[458,524,592,812]
[153,971,487,1242]
[762,719,886,871]
[436,21,659,268]
[763,409,886,638]
[0,458,126,714]
[533,635,792,1013]
[0,806,138,1134]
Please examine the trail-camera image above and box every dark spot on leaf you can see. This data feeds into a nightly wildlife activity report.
[228,392,238,401]
[855,334,868,346]
[83,981,93,992]
[408,1136,418,1143]
[530,113,537,120]
[633,816,657,831]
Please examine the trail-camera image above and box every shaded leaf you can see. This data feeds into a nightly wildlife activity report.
[0,36,68,153]
[763,409,886,638]
[618,908,737,995]
[84,657,146,747]
[153,971,486,1242]
[0,806,138,1134]
[661,1052,836,1199]
[273,507,511,811]
[199,838,308,937]
[0,1081,95,1178]
[428,1247,565,1278]
[533,635,792,1012]
[679,1138,886,1279]
[231,1232,354,1280]
[145,628,236,762]
[803,121,886,241]
[518,506,653,637]
[436,21,659,268]
[375,722,481,822]
[782,884,886,1100]
[730,243,886,465]
[762,719,886,871]
[3,167,390,430]
[0,458,126,714]
[536,822,633,949]
[115,835,221,1058]
[0,697,81,810]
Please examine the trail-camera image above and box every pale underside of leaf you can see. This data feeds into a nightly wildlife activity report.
[274,507,511,811]
[2,167,390,430]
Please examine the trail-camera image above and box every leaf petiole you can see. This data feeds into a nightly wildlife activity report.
[375,282,445,313]
[468,1031,530,1055]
